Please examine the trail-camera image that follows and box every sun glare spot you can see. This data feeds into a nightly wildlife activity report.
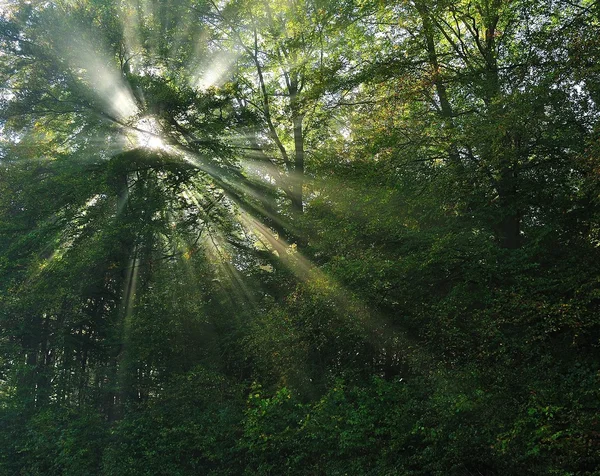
[133,117,167,150]
[146,135,165,149]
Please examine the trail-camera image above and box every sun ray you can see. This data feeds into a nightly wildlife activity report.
[20,193,106,289]
[200,226,258,307]
[236,207,425,374]
[190,51,239,91]
[50,17,138,120]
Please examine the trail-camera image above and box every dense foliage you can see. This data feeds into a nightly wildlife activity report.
[1,0,599,474]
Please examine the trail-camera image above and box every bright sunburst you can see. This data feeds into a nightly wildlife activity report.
[133,117,167,151]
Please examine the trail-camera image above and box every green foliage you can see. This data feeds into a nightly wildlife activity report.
[0,404,106,476]
[1,0,599,474]
[102,367,243,476]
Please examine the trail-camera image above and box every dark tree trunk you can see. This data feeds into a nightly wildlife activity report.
[291,111,304,213]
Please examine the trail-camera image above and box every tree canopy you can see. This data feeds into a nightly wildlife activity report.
[1,0,599,474]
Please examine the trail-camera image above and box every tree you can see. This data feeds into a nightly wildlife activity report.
[349,0,597,248]
[1,0,600,474]
[201,0,366,219]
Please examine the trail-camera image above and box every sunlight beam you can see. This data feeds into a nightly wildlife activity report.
[51,19,138,120]
[190,51,239,91]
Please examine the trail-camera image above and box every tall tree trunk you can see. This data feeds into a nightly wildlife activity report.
[483,13,522,249]
[289,74,305,215]
[415,2,462,171]
[106,165,137,421]
[291,111,304,213]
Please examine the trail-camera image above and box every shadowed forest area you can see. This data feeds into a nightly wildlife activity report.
[0,0,599,474]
